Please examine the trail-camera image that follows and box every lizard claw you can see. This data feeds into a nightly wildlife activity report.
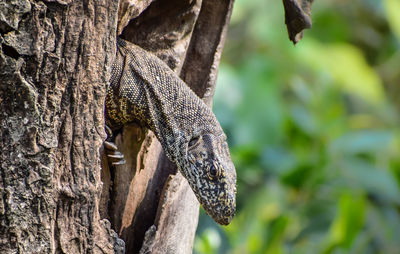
[107,151,124,159]
[105,125,113,139]
[104,140,118,151]
[108,154,127,165]
[111,159,127,166]
[104,126,126,165]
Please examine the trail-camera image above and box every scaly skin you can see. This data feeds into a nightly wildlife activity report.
[105,38,236,225]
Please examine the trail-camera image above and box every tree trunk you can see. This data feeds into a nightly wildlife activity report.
[0,1,122,253]
[0,0,233,253]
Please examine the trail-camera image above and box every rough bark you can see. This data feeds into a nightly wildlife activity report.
[0,0,123,253]
[99,0,235,253]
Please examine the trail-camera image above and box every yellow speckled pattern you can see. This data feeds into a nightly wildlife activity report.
[105,38,236,225]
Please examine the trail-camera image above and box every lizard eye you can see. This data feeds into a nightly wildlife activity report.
[188,137,200,147]
[208,164,219,179]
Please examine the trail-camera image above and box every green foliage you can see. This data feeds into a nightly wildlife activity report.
[384,0,400,41]
[195,0,400,253]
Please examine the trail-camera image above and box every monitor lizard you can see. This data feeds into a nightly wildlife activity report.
[105,38,237,225]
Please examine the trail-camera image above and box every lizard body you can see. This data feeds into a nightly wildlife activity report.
[105,38,236,225]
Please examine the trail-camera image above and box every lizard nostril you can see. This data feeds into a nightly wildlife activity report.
[188,137,200,147]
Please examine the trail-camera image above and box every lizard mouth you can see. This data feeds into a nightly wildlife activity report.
[211,206,235,225]
[202,193,236,225]
[215,213,235,225]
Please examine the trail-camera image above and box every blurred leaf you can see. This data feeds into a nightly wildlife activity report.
[329,130,394,156]
[194,228,221,254]
[265,216,289,254]
[262,146,297,175]
[326,193,366,252]
[290,103,318,135]
[367,205,400,253]
[383,0,400,42]
[342,158,400,205]
[281,163,313,189]
[248,234,263,253]
[297,40,385,104]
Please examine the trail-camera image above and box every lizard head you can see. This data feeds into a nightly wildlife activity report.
[184,133,237,225]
